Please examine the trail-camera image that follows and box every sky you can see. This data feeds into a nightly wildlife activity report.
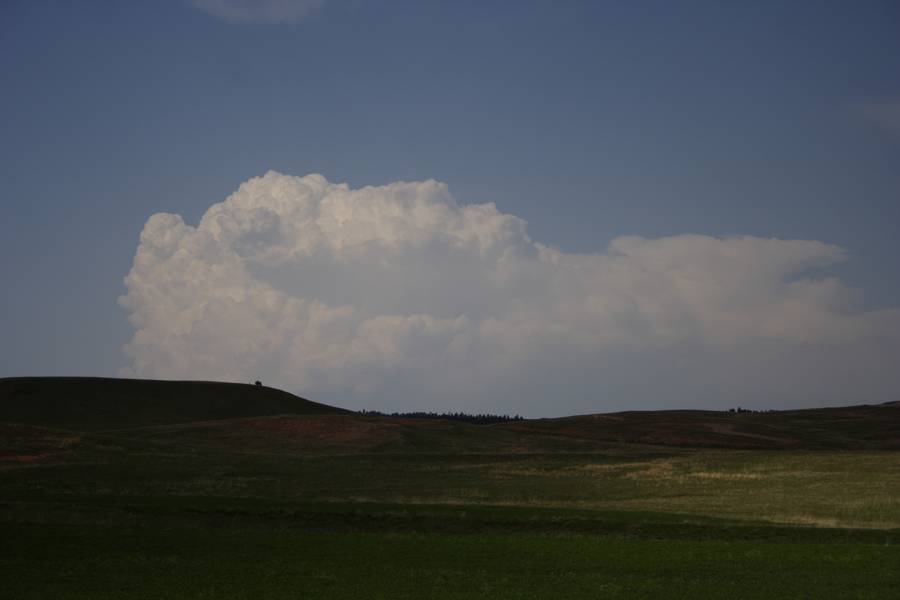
[2,0,899,416]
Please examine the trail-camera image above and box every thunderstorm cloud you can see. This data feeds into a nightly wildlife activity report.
[120,172,900,414]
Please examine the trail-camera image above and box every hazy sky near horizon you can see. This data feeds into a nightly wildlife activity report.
[2,1,899,415]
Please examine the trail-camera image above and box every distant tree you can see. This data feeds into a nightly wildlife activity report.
[254,380,262,387]
[356,409,524,425]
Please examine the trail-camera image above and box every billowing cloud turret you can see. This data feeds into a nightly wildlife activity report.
[120,171,900,414]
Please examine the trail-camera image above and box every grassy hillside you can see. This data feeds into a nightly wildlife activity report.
[2,377,899,598]
[500,403,900,450]
[2,376,899,451]
[0,377,348,431]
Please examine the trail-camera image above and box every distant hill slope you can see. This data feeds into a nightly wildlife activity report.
[2,377,898,450]
[497,403,900,450]
[0,377,348,431]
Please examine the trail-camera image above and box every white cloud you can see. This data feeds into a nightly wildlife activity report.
[189,0,324,24]
[120,171,900,415]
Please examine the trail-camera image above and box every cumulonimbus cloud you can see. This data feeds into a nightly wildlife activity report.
[120,172,900,414]
[189,0,324,24]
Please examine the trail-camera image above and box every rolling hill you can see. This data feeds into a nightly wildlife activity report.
[3,376,900,599]
[1,376,899,450]
[0,377,348,431]
[500,403,900,450]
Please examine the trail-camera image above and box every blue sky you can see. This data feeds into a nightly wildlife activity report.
[2,1,899,413]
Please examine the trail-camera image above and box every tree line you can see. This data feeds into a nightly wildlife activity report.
[358,410,524,425]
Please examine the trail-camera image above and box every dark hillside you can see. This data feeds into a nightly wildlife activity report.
[497,403,900,450]
[2,376,898,450]
[0,377,348,431]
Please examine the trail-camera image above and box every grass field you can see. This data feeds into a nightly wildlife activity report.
[2,378,899,598]
[4,523,899,600]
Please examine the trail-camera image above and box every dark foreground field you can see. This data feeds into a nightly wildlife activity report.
[2,377,899,598]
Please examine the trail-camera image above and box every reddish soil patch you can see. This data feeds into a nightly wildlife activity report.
[0,452,56,463]
[501,414,793,449]
[236,415,405,447]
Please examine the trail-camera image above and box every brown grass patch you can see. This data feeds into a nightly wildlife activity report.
[234,415,404,446]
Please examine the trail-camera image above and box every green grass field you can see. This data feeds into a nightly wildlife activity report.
[4,523,899,600]
[2,378,899,598]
